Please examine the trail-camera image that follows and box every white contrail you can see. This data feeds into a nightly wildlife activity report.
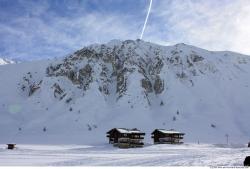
[140,0,153,39]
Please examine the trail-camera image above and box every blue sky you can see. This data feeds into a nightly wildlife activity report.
[1,0,250,60]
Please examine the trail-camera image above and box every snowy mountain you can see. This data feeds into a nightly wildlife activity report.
[0,57,16,65]
[0,39,250,145]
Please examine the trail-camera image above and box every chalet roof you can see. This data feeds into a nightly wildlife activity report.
[117,128,132,133]
[117,128,141,134]
[152,129,185,135]
[107,128,145,134]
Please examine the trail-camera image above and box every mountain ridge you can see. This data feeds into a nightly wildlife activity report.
[0,57,16,65]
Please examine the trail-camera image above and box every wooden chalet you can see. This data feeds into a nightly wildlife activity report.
[151,129,185,144]
[106,128,145,148]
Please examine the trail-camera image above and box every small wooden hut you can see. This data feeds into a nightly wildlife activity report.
[151,129,185,144]
[106,128,145,148]
[7,144,16,150]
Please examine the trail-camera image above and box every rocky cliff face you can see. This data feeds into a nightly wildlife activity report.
[44,39,220,105]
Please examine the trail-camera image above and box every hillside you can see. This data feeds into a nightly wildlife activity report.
[0,39,250,145]
[0,57,16,65]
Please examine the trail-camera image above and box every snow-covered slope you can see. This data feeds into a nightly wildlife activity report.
[0,57,16,65]
[0,39,250,144]
[0,144,248,166]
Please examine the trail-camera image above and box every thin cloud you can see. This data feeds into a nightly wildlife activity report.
[149,0,250,55]
[140,0,153,39]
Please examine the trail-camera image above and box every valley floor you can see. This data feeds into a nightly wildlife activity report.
[0,143,249,166]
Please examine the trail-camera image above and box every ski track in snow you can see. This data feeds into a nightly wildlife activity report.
[0,144,249,166]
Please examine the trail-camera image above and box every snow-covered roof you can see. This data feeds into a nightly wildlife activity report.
[116,128,142,134]
[116,128,130,133]
[156,129,184,134]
